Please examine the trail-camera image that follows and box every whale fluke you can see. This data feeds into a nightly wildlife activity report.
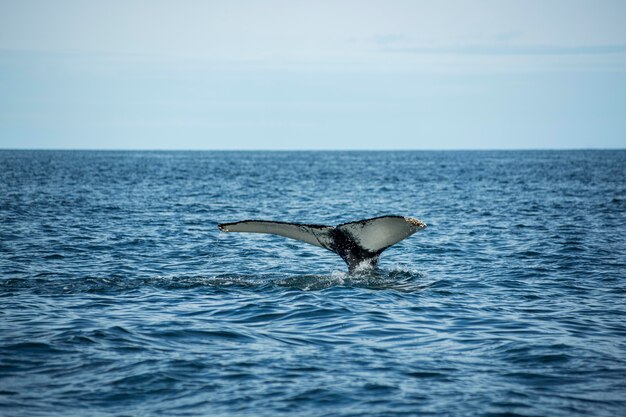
[218,215,426,272]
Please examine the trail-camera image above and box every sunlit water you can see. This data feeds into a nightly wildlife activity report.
[1,150,625,416]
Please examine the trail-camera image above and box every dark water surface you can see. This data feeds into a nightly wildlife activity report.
[1,150,625,416]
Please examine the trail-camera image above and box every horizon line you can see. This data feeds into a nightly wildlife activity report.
[1,147,625,152]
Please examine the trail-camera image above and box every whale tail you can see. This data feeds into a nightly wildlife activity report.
[218,215,426,272]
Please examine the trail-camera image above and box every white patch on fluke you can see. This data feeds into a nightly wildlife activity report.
[337,216,426,252]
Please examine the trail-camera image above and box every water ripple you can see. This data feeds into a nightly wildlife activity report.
[1,150,625,416]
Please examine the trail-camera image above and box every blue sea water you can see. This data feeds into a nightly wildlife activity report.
[1,150,625,417]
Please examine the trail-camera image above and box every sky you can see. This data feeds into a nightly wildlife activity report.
[1,0,625,150]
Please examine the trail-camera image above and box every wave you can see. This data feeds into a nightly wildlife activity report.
[0,267,432,295]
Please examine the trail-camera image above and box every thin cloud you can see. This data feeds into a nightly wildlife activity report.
[384,44,626,56]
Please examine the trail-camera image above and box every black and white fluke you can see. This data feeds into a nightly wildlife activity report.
[218,215,426,272]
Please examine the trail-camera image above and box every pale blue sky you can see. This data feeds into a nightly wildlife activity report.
[1,0,625,149]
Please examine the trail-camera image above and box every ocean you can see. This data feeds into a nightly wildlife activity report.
[1,150,625,416]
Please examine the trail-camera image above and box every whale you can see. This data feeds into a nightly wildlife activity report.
[218,215,426,272]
